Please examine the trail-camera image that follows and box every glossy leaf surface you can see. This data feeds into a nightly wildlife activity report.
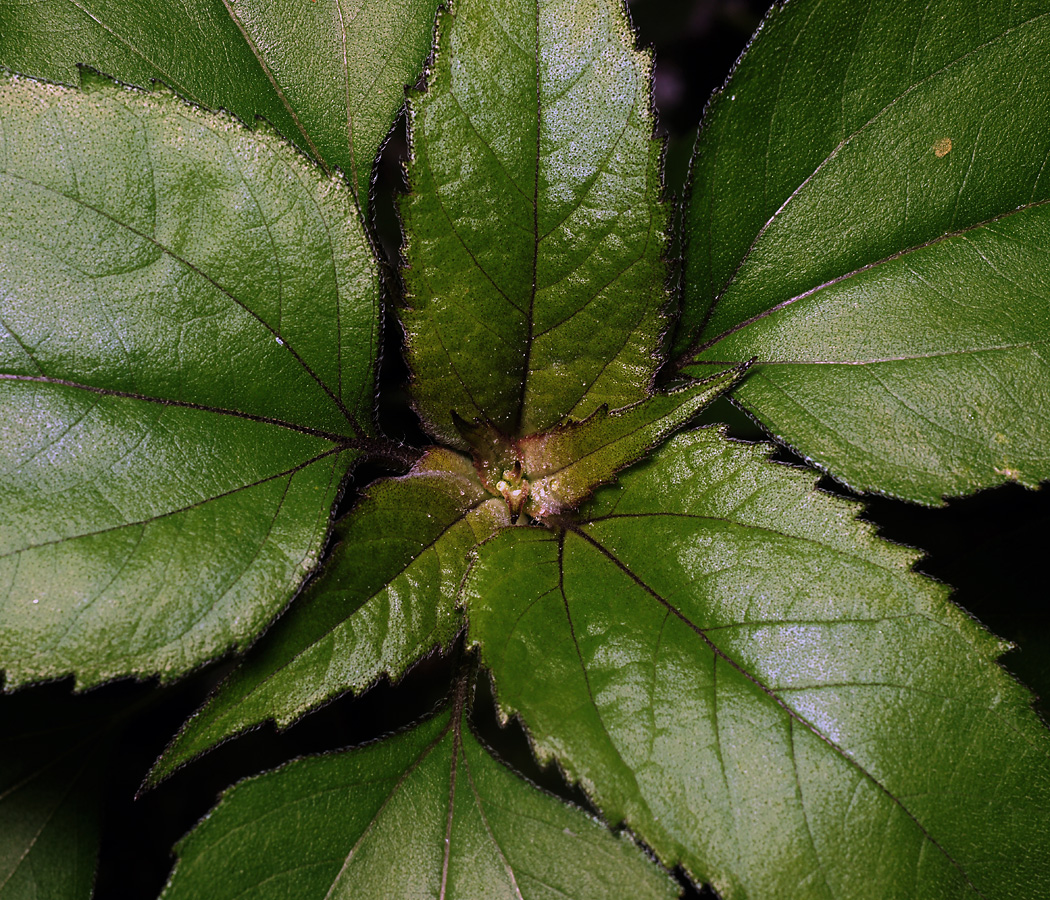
[520,365,743,518]
[0,75,377,685]
[151,449,508,783]
[163,702,676,900]
[0,691,116,900]
[468,429,1050,899]
[0,0,440,198]
[401,0,668,445]
[682,0,1050,502]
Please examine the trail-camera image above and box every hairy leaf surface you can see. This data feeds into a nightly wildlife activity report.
[401,0,668,445]
[151,449,508,782]
[0,0,439,198]
[162,701,676,900]
[682,0,1050,502]
[0,75,377,685]
[468,429,1050,899]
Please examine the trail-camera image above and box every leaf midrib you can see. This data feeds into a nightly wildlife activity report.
[688,8,1050,355]
[565,524,988,897]
[1,167,363,436]
[1,446,344,560]
[690,196,1050,361]
[183,491,485,739]
[512,0,542,436]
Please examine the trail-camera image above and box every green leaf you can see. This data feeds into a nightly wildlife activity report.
[520,365,744,518]
[150,449,507,783]
[681,0,1050,503]
[0,0,440,199]
[0,690,118,900]
[467,428,1050,899]
[0,74,378,686]
[401,0,668,445]
[162,697,677,900]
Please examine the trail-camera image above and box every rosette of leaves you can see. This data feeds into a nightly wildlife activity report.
[1,0,1049,897]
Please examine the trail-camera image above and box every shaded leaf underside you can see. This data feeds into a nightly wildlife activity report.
[683,0,1050,502]
[0,75,378,685]
[468,429,1050,899]
[163,700,676,900]
[0,692,117,900]
[402,0,668,445]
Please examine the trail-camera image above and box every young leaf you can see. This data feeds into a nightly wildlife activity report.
[681,0,1050,503]
[520,365,744,518]
[150,449,508,783]
[401,0,668,445]
[467,429,1050,899]
[0,690,118,900]
[0,0,440,198]
[162,697,677,899]
[0,75,378,686]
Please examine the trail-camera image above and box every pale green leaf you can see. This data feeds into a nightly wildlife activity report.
[150,449,508,783]
[0,0,440,199]
[681,0,1050,502]
[0,74,378,686]
[520,366,744,518]
[468,428,1050,899]
[162,700,677,900]
[401,0,668,445]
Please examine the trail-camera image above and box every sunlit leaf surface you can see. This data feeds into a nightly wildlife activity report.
[163,699,677,900]
[152,449,507,782]
[401,0,668,444]
[0,75,378,685]
[682,0,1050,502]
[0,0,439,199]
[469,429,1050,899]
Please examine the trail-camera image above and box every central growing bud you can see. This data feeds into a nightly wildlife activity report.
[494,462,529,522]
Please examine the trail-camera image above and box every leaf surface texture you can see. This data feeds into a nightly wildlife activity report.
[401,0,668,444]
[152,449,508,781]
[0,75,378,685]
[162,703,677,900]
[682,0,1050,502]
[468,429,1050,899]
[0,0,439,198]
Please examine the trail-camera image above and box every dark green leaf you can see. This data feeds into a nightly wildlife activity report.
[520,365,744,518]
[681,0,1050,502]
[401,0,668,445]
[162,698,677,899]
[0,75,378,685]
[0,0,440,198]
[0,690,119,900]
[468,429,1050,899]
[151,449,507,783]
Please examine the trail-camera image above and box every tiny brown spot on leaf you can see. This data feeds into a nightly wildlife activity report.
[933,137,952,158]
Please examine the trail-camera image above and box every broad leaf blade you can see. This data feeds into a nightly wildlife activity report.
[521,365,744,518]
[162,703,676,900]
[151,449,508,783]
[681,0,1050,502]
[401,0,668,445]
[0,75,378,685]
[0,0,440,198]
[468,429,1050,899]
